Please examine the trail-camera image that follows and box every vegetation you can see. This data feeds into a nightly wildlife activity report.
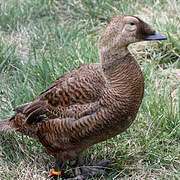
[0,0,179,179]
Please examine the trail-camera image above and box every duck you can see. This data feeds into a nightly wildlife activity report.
[0,14,166,179]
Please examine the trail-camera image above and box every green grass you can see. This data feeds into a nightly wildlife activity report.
[0,0,179,179]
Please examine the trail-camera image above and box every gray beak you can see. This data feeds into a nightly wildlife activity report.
[143,33,167,41]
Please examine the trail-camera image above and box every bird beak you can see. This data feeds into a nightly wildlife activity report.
[143,33,167,41]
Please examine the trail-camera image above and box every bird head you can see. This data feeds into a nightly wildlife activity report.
[98,14,166,58]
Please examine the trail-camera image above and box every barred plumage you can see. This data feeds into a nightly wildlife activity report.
[0,14,166,179]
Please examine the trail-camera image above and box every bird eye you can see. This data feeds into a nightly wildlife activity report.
[129,22,135,25]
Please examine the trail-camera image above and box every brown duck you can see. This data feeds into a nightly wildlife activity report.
[0,14,166,179]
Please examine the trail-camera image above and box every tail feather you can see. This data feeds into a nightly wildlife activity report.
[1,114,38,137]
[0,118,12,131]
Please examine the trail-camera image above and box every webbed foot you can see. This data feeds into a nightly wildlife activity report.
[74,160,110,180]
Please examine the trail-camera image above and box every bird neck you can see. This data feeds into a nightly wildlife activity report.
[100,47,136,78]
[100,47,144,115]
[100,46,129,65]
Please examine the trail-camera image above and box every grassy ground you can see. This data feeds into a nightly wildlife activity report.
[0,0,179,179]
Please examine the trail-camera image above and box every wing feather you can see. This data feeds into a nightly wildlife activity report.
[14,63,106,124]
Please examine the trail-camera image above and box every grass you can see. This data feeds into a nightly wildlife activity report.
[0,0,179,179]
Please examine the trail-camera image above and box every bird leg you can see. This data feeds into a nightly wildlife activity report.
[51,156,109,179]
[50,160,71,180]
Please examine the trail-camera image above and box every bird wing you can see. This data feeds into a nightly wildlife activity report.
[14,63,106,124]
